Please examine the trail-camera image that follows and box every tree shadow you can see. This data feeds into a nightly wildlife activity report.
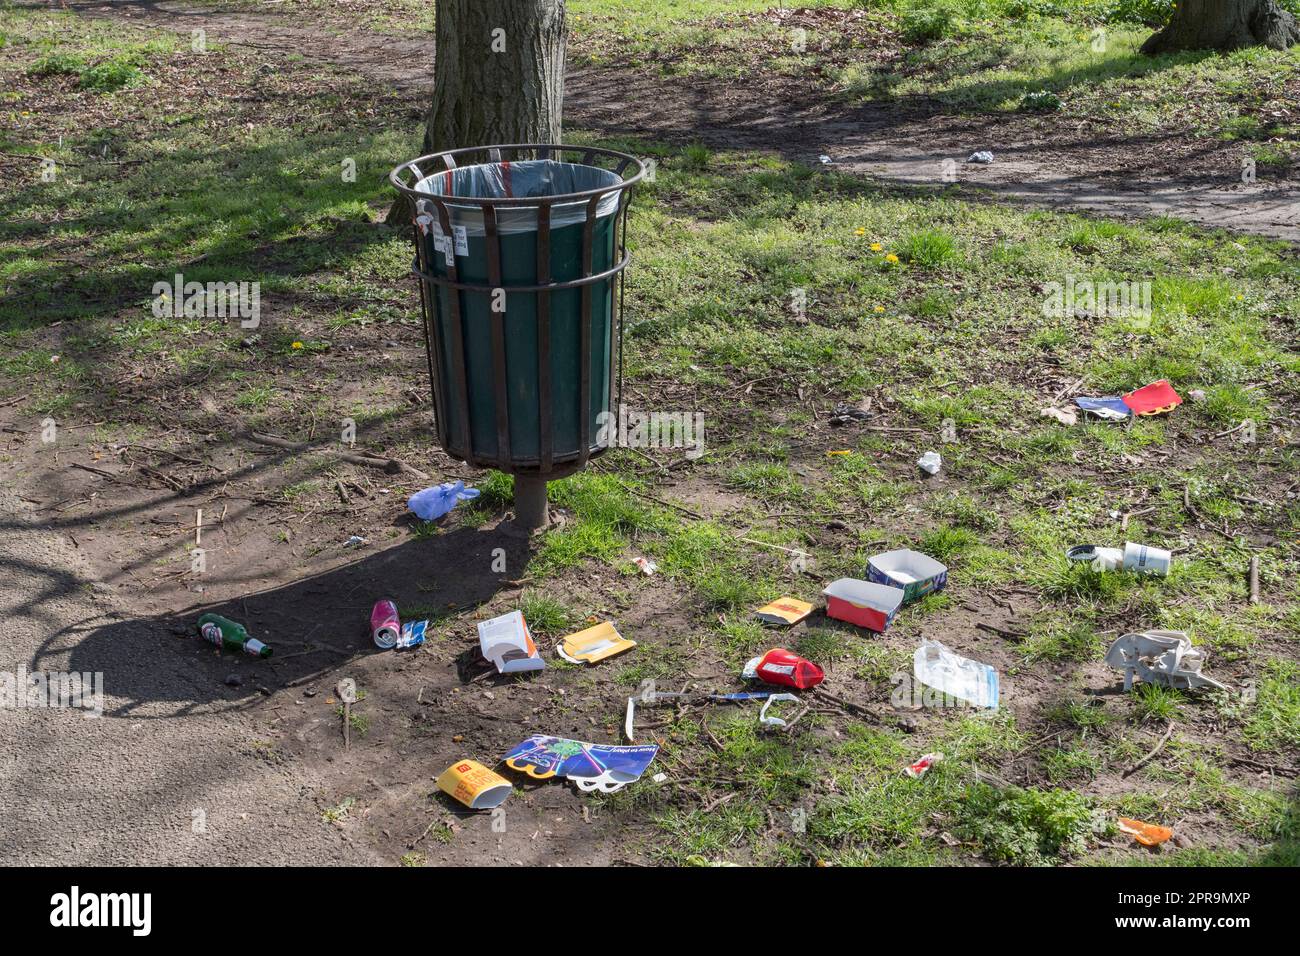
[0,28,414,333]
[864,43,1217,113]
[26,523,532,719]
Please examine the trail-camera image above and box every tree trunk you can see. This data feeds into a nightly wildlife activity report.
[1141,0,1299,53]
[422,0,567,156]
[387,0,566,223]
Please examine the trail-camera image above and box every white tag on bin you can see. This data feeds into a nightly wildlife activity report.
[430,223,459,267]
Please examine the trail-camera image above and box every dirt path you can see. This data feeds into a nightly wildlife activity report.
[35,0,1300,242]
[0,486,380,865]
[0,430,641,866]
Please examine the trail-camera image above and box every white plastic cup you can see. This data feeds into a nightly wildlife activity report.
[1123,541,1171,577]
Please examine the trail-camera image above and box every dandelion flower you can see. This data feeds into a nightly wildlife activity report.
[291,341,304,350]
[870,242,883,251]
[885,253,899,264]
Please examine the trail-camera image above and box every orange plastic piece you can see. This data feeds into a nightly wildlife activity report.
[1118,817,1173,847]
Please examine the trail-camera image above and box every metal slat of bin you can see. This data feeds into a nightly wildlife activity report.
[616,196,631,413]
[413,201,450,449]
[482,204,511,467]
[612,193,631,422]
[577,193,600,466]
[536,203,553,473]
[433,202,473,460]
[409,258,629,295]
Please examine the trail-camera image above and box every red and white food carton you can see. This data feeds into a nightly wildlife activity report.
[822,578,905,633]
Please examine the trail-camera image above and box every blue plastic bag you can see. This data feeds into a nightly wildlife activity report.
[407,481,480,521]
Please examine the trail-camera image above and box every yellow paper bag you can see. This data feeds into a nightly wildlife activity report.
[437,759,512,810]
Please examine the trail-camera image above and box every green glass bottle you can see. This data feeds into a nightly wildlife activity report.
[198,613,272,658]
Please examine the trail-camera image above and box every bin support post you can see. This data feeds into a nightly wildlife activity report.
[514,475,549,530]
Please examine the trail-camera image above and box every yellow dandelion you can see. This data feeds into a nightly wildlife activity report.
[854,228,866,236]
[291,341,304,350]
[870,242,883,251]
[885,253,899,264]
[873,305,885,313]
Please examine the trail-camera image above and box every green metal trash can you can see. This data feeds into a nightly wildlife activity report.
[391,145,644,487]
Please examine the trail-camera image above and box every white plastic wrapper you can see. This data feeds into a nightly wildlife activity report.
[414,159,623,237]
[914,639,999,709]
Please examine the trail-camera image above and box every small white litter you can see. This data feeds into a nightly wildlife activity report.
[914,639,999,709]
[1105,630,1226,693]
[1040,406,1077,426]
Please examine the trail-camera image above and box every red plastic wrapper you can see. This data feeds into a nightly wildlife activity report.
[743,648,825,690]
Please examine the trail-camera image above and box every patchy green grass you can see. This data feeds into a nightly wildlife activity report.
[519,593,577,635]
[1131,683,1184,724]
[1243,659,1300,754]
[954,782,1109,865]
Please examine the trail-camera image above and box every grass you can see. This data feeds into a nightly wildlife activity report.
[1131,683,1184,724]
[1,1,1297,868]
[1243,660,1300,753]
[953,783,1108,865]
[519,593,576,634]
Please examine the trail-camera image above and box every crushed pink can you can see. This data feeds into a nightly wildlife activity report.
[371,599,401,649]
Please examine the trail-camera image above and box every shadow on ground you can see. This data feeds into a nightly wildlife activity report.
[25,523,532,719]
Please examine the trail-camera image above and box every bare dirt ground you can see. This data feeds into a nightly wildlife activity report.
[0,420,670,863]
[33,0,1300,241]
[0,486,378,864]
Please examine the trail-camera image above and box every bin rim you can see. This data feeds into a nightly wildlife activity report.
[390,143,646,209]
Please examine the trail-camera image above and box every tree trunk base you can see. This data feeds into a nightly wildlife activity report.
[383,194,410,227]
[1142,0,1300,53]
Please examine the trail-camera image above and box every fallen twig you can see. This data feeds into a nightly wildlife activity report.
[736,535,808,557]
[780,704,812,733]
[1229,755,1298,778]
[699,790,739,814]
[1123,720,1175,778]
[1052,377,1085,404]
[1212,421,1249,440]
[247,431,429,481]
[618,482,704,519]
[813,688,876,718]
[69,462,133,485]
[1121,506,1155,532]
[975,621,1028,640]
